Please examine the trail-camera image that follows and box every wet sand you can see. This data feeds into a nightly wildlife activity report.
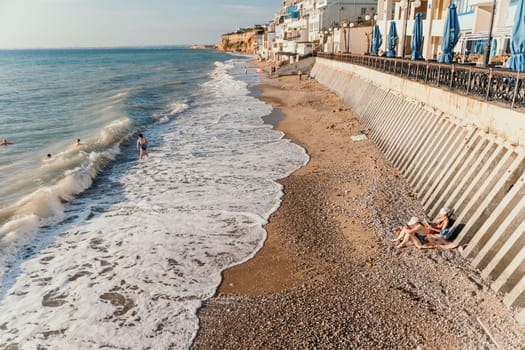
[192,71,525,349]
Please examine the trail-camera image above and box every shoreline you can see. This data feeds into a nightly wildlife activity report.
[192,71,524,348]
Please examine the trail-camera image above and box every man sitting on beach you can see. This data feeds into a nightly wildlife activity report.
[424,207,453,238]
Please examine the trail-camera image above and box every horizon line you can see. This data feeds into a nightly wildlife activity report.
[0,44,219,51]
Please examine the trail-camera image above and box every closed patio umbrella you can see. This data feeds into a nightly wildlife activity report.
[371,25,382,56]
[411,12,424,60]
[438,4,460,63]
[507,0,525,71]
[386,21,399,57]
[474,40,483,54]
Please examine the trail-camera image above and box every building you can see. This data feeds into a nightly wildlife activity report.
[264,0,377,60]
[373,0,449,59]
[456,0,517,64]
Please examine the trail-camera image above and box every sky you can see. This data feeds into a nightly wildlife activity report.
[0,0,282,49]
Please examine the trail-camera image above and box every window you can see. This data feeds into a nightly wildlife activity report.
[361,8,367,15]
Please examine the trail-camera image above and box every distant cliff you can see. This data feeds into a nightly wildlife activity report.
[219,28,261,53]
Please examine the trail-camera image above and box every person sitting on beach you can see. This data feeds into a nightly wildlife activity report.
[424,207,453,238]
[136,133,149,160]
[391,216,435,249]
[392,214,458,250]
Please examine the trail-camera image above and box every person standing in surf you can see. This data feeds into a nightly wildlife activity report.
[136,133,149,160]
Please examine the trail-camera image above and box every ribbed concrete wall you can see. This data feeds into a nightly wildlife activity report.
[310,58,525,325]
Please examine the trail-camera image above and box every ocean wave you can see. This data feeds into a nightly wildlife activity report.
[111,91,128,100]
[0,145,120,241]
[153,102,190,123]
[0,93,191,244]
[0,53,309,349]
[0,115,132,245]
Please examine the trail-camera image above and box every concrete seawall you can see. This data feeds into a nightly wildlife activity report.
[310,57,525,325]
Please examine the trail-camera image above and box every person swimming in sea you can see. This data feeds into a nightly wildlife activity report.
[0,139,13,146]
[136,133,149,160]
[75,138,81,146]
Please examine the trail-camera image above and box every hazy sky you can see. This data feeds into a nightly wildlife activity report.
[0,0,282,49]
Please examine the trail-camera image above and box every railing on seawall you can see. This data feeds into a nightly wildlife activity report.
[312,54,525,325]
[317,52,525,110]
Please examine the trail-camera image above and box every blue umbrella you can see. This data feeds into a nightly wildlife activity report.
[386,21,399,57]
[371,25,382,56]
[411,12,424,60]
[491,38,497,57]
[507,0,525,71]
[474,40,482,54]
[438,4,460,63]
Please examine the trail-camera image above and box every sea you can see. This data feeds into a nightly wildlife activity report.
[0,47,308,349]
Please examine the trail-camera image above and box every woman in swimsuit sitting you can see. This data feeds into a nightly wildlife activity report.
[136,133,149,160]
[391,216,435,249]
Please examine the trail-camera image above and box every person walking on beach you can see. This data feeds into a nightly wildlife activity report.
[136,133,149,160]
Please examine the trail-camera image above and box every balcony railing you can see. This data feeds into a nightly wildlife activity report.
[316,52,525,110]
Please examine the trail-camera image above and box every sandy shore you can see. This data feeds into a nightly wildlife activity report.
[192,71,524,349]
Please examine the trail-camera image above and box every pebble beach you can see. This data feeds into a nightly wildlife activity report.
[192,71,525,349]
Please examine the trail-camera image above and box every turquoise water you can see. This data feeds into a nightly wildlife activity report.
[0,48,308,348]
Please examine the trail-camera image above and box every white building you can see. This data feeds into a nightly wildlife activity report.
[264,0,377,59]
[455,0,517,63]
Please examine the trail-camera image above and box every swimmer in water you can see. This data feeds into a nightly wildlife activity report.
[0,139,13,146]
[75,138,81,146]
[136,133,149,160]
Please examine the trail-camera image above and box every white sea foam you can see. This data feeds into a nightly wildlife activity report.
[154,102,189,123]
[0,109,136,237]
[0,144,120,255]
[111,91,128,100]
[168,102,189,116]
[0,59,308,349]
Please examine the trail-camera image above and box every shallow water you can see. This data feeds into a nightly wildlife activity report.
[0,49,308,348]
